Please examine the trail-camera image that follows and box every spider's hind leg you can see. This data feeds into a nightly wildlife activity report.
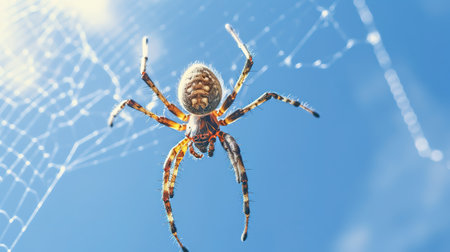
[218,131,250,241]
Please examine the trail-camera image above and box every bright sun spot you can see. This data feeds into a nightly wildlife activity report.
[48,0,114,31]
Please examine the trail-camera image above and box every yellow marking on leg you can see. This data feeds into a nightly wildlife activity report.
[162,138,190,251]
[141,73,189,121]
[140,36,188,121]
[169,143,188,198]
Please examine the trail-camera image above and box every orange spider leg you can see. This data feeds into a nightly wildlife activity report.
[188,142,203,159]
[169,142,188,198]
[162,138,191,252]
[140,37,189,122]
[108,99,186,131]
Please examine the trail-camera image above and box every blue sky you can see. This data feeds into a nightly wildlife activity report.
[1,0,450,252]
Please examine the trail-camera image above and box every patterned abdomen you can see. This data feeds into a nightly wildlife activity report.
[178,63,222,115]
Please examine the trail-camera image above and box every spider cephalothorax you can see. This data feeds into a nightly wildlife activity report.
[178,63,223,115]
[108,24,319,252]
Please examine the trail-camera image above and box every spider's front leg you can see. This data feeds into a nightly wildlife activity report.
[163,138,191,252]
[216,24,253,117]
[140,37,189,122]
[218,131,250,241]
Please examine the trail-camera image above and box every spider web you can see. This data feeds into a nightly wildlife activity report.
[0,0,445,251]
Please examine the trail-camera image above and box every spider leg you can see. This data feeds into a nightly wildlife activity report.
[188,142,203,159]
[218,131,250,241]
[140,37,189,121]
[169,142,188,198]
[219,92,320,126]
[216,24,253,117]
[208,136,216,157]
[108,99,186,131]
[163,138,191,252]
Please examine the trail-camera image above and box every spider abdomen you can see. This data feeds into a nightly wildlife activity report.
[178,63,222,115]
[186,114,220,153]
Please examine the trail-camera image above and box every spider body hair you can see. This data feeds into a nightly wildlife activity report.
[178,63,223,115]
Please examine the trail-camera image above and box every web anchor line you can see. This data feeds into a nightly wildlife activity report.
[353,0,443,162]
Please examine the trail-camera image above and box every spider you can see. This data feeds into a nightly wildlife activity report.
[108,24,319,252]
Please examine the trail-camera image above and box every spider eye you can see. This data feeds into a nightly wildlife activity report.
[178,63,222,115]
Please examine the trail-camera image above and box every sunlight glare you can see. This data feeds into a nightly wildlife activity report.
[49,0,114,31]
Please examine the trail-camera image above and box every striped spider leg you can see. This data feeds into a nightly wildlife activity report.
[140,37,189,122]
[216,24,254,117]
[108,99,186,130]
[218,131,250,241]
[219,92,320,126]
[108,37,190,127]
[169,142,188,198]
[162,138,191,252]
